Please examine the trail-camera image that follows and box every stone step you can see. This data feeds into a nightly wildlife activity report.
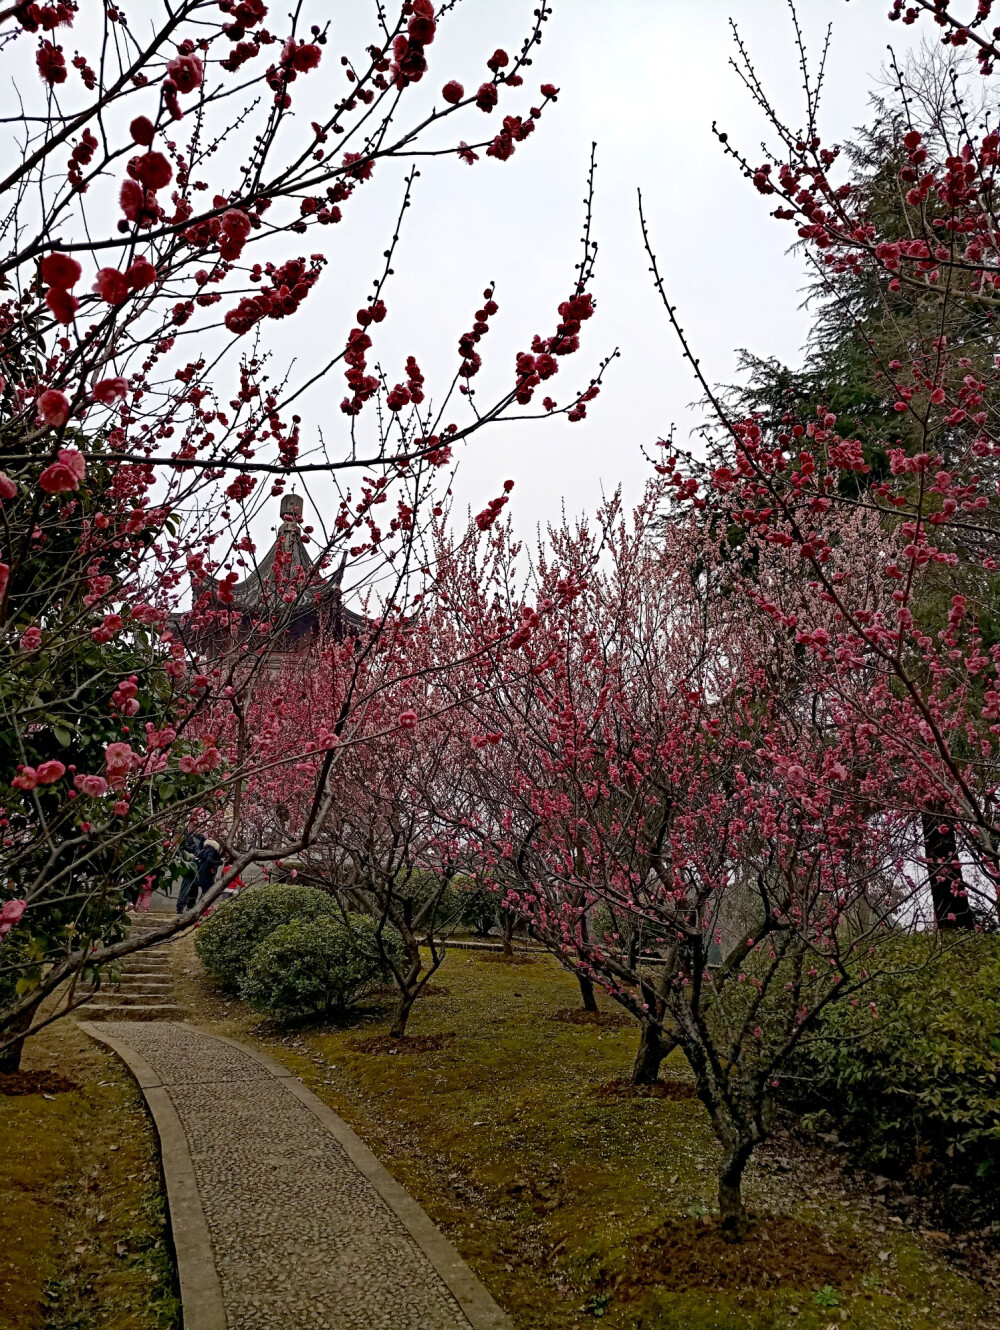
[80,1003,188,1022]
[87,981,171,994]
[115,984,174,997]
[98,990,175,1007]
[89,978,173,993]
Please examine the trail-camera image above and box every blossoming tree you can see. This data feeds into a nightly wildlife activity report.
[427,476,942,1238]
[654,0,1000,926]
[0,0,603,1067]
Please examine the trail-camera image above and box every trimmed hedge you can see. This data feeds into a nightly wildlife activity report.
[787,934,1000,1198]
[240,912,396,1022]
[194,884,339,990]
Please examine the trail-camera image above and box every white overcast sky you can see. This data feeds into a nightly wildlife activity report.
[256,0,925,550]
[44,2,926,556]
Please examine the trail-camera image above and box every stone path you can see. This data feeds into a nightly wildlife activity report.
[81,1021,511,1330]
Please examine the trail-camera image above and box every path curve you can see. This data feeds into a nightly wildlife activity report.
[80,1020,513,1330]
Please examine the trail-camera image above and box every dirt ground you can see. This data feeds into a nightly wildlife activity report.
[0,1014,179,1330]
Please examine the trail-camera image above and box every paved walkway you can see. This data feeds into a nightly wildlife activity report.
[81,1021,511,1330]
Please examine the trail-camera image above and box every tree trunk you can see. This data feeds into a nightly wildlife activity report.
[576,908,598,1009]
[922,813,975,930]
[632,1017,678,1085]
[0,1003,37,1075]
[578,973,599,1012]
[717,1141,754,1242]
[387,937,422,1038]
[389,991,415,1039]
[501,911,514,958]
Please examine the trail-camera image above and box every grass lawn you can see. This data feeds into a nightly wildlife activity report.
[0,1014,180,1330]
[171,936,996,1330]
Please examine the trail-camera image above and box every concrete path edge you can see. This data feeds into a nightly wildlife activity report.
[79,1020,514,1330]
[78,1021,227,1330]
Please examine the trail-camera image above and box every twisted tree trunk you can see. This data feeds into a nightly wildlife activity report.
[0,1002,38,1075]
[632,1017,678,1085]
[501,911,515,958]
[389,940,422,1038]
[717,1139,754,1241]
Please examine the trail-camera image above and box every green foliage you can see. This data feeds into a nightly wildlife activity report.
[452,876,501,936]
[367,867,471,933]
[194,884,338,990]
[396,867,458,913]
[813,1285,841,1308]
[591,902,655,959]
[787,935,1000,1196]
[0,445,219,1018]
[240,912,397,1022]
[0,929,39,1008]
[395,867,446,900]
[582,1290,613,1318]
[2,626,169,970]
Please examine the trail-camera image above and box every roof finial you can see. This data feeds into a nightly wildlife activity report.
[279,492,304,529]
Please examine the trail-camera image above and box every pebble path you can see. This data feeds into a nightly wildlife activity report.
[98,1021,484,1330]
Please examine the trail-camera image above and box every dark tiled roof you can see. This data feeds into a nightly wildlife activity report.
[226,525,322,611]
[175,494,367,644]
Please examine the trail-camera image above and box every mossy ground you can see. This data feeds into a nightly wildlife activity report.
[0,1014,179,1330]
[173,936,996,1330]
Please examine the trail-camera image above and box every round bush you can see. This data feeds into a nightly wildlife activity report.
[194,883,338,990]
[240,912,395,1022]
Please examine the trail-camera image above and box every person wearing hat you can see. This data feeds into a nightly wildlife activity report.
[195,838,223,901]
[175,831,204,914]
[176,835,222,913]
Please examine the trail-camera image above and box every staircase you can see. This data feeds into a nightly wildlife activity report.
[80,914,188,1022]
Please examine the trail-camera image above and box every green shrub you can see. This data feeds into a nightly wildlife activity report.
[452,876,500,936]
[368,868,471,931]
[786,934,1000,1199]
[194,884,338,990]
[397,868,456,914]
[240,912,397,1022]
